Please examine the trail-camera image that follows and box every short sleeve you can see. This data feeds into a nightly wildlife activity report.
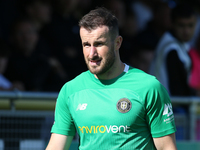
[145,79,176,138]
[51,84,76,136]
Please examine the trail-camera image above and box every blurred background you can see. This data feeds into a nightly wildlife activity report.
[0,0,200,149]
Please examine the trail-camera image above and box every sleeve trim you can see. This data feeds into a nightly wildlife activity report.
[152,128,177,138]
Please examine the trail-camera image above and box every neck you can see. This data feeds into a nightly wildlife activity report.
[95,61,125,80]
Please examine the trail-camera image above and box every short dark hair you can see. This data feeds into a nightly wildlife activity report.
[79,7,119,39]
[171,3,195,22]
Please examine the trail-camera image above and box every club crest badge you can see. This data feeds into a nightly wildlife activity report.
[117,98,132,113]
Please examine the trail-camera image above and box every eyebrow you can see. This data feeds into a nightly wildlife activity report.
[82,41,90,45]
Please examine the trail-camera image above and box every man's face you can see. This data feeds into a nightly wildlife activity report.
[80,26,116,76]
[173,16,196,42]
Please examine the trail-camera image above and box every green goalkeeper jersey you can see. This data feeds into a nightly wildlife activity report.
[51,65,176,150]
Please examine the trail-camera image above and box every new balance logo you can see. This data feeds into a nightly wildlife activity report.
[163,103,173,117]
[76,103,88,111]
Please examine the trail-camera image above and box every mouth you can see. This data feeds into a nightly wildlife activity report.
[89,59,101,66]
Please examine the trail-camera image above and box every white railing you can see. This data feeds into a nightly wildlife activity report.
[170,96,200,141]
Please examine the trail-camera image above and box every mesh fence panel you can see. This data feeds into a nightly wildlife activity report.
[0,112,54,150]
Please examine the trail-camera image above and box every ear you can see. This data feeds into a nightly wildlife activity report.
[115,36,123,50]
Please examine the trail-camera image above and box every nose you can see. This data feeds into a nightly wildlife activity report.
[89,46,98,58]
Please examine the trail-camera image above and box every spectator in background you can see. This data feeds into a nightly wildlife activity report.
[0,38,25,91]
[187,0,200,48]
[127,1,171,73]
[104,0,126,29]
[0,39,12,90]
[119,8,139,64]
[5,18,66,91]
[128,36,155,73]
[0,0,20,41]
[188,1,200,96]
[136,1,172,50]
[131,0,154,32]
[41,0,87,81]
[149,3,197,96]
[189,35,200,96]
[73,0,93,20]
[104,0,138,64]
[18,0,52,32]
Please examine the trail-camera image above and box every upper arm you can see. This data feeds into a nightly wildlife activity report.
[51,84,76,136]
[46,133,74,150]
[146,80,176,137]
[153,133,177,150]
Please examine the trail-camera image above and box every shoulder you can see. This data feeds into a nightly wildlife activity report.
[59,71,91,96]
[127,67,169,100]
[156,32,180,54]
[128,67,163,89]
[128,67,158,83]
[68,71,90,85]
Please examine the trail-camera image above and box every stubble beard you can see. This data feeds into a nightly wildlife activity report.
[85,48,116,76]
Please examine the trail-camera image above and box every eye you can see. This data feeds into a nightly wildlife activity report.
[94,42,104,47]
[83,42,90,47]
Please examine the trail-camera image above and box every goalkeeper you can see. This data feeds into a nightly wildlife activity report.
[46,7,177,150]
